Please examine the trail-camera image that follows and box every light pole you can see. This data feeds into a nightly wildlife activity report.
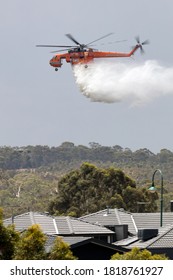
[148,169,163,227]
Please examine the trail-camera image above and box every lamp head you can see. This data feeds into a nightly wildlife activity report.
[148,182,157,192]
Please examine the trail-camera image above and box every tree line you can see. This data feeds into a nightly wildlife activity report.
[0,142,173,170]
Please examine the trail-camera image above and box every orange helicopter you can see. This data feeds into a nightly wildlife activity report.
[36,33,149,71]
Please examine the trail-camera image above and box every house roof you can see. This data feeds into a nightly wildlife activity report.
[80,208,137,235]
[45,235,127,254]
[80,209,173,232]
[4,212,115,236]
[55,216,114,235]
[80,208,173,251]
[4,209,173,251]
[45,235,91,253]
[4,212,56,234]
[133,212,173,229]
[63,236,128,252]
[148,225,173,249]
[114,224,173,249]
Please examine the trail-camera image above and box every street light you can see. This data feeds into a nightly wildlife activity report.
[148,169,163,227]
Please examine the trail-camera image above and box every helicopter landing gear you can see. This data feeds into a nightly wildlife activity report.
[55,68,58,71]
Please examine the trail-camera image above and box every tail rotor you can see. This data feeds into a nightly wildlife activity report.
[135,36,150,54]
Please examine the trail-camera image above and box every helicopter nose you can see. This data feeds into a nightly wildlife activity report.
[49,59,53,66]
[49,57,62,68]
[49,58,57,67]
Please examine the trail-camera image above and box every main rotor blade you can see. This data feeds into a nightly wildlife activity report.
[86,32,114,46]
[66,34,81,45]
[142,39,150,45]
[36,45,75,48]
[135,36,140,44]
[140,46,145,54]
[98,39,127,46]
[51,48,72,53]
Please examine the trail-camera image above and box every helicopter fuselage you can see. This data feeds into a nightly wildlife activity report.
[49,44,140,70]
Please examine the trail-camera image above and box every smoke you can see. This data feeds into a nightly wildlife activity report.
[73,60,173,105]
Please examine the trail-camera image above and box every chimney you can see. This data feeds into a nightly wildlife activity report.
[170,200,173,212]
[115,225,128,241]
[138,229,158,241]
[106,206,110,215]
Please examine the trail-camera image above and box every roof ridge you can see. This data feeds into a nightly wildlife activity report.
[131,214,138,234]
[78,217,109,229]
[114,209,121,224]
[66,216,74,234]
[53,218,59,234]
[80,209,108,218]
[29,211,35,225]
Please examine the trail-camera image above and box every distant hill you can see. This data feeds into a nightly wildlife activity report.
[0,142,173,184]
[0,142,173,217]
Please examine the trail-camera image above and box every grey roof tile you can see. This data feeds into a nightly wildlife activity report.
[4,212,114,236]
[133,212,173,229]
[148,226,173,248]
[4,212,58,234]
[113,236,138,246]
[45,235,91,253]
[80,208,137,235]
[55,216,115,235]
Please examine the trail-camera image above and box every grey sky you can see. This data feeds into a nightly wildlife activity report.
[0,0,173,153]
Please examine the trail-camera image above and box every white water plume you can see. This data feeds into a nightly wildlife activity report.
[73,60,173,105]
